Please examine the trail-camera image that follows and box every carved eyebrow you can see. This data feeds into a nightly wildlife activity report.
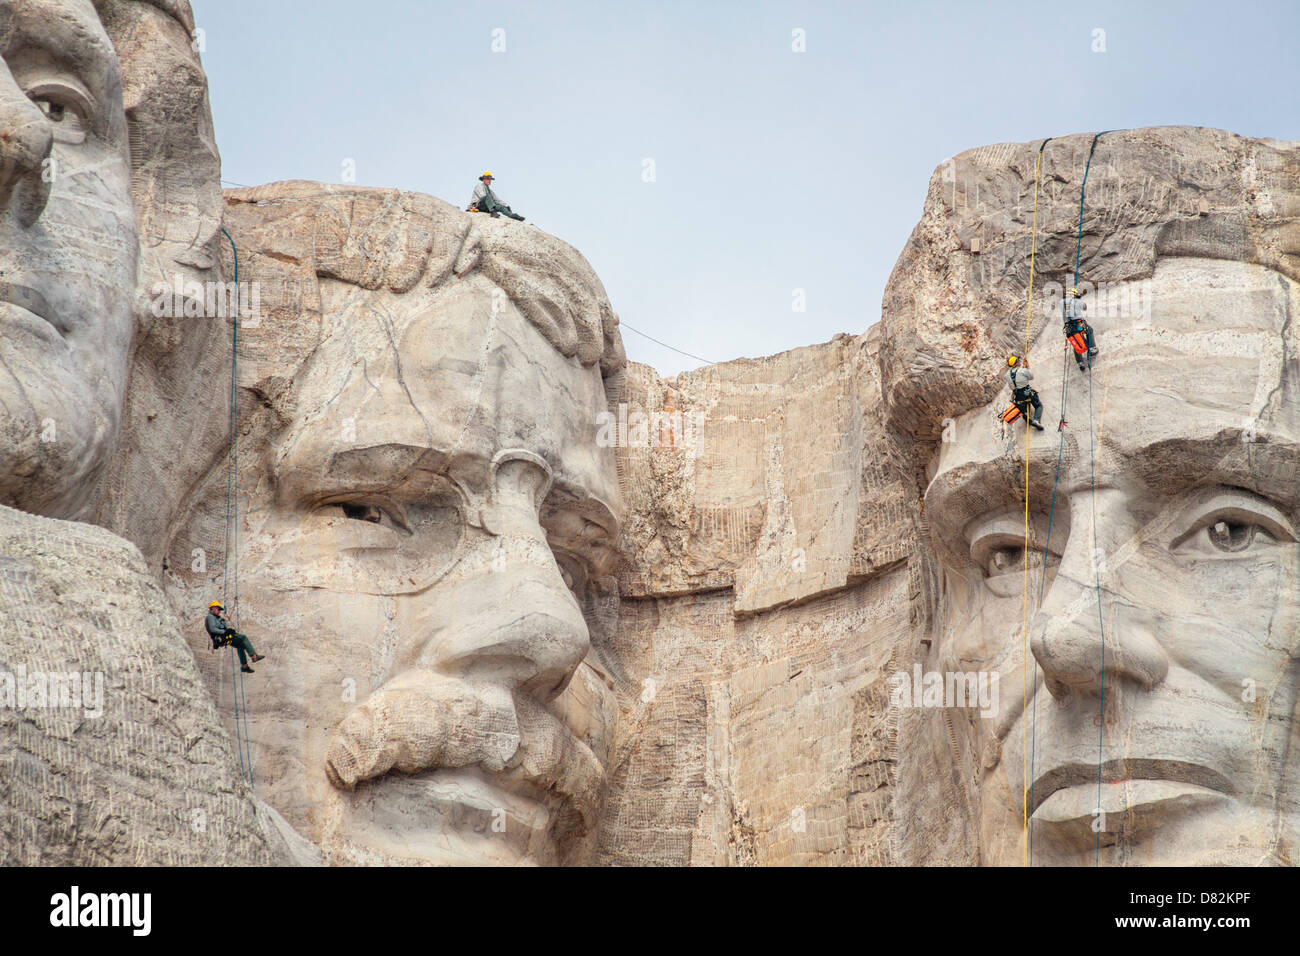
[6,7,117,130]
[924,452,1063,546]
[1121,431,1300,516]
[926,428,1300,553]
[278,441,456,509]
[9,7,116,86]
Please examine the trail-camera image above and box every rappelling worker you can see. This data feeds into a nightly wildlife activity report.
[205,601,265,673]
[467,171,525,221]
[1062,286,1097,373]
[1001,354,1044,430]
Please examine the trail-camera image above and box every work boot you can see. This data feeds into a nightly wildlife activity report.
[241,665,255,673]
[1030,419,1045,431]
[251,654,265,663]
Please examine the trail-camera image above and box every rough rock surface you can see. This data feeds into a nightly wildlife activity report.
[3,0,1296,867]
[597,126,1300,866]
[0,505,299,864]
[612,329,912,608]
[162,180,627,865]
[594,332,921,864]
[0,0,301,866]
[879,127,1300,865]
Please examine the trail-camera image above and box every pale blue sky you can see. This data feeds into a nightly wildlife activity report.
[192,0,1299,374]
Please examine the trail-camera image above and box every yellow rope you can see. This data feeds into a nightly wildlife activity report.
[1020,142,1045,864]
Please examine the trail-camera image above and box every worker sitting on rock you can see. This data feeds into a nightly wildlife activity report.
[467,171,525,221]
[1062,286,1098,373]
[205,601,265,673]
[1001,354,1044,431]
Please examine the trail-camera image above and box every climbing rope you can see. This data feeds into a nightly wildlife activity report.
[1027,131,1106,865]
[1076,132,1109,867]
[1019,138,1049,863]
[1087,347,1105,866]
[220,225,253,788]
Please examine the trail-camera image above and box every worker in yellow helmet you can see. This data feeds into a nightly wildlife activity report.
[205,601,265,673]
[1002,354,1044,430]
[467,171,525,221]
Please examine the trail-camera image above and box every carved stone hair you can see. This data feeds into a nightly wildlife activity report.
[878,127,1300,450]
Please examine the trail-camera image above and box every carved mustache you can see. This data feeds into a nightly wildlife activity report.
[324,669,605,835]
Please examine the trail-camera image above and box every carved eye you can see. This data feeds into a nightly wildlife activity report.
[1171,491,1296,559]
[987,545,1026,575]
[973,535,1044,579]
[964,514,1062,599]
[1178,516,1278,557]
[341,503,383,524]
[318,499,408,535]
[1207,520,1257,553]
[27,83,92,145]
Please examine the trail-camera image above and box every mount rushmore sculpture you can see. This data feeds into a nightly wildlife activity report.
[1,0,1295,866]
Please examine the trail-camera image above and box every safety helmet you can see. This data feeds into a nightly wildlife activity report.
[480,171,494,180]
[1067,286,1080,297]
[1007,355,1018,367]
[209,601,223,608]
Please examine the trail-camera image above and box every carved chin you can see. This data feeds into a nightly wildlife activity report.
[0,365,120,520]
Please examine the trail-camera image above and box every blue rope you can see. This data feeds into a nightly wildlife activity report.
[1076,133,1109,866]
[1088,359,1105,865]
[219,226,253,788]
[1074,132,1105,288]
[1028,345,1071,863]
[1028,131,1107,865]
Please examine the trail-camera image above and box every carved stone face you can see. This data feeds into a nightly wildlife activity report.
[0,0,136,520]
[236,273,620,864]
[924,258,1299,865]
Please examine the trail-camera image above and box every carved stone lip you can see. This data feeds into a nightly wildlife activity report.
[441,701,604,840]
[1029,758,1235,816]
[0,281,63,336]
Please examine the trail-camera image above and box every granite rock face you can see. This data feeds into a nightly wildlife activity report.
[596,126,1300,866]
[595,332,924,864]
[163,181,627,866]
[879,127,1300,865]
[0,505,301,865]
[0,0,299,866]
[2,0,1296,867]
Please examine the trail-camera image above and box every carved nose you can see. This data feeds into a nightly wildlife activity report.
[420,458,589,701]
[425,573,589,701]
[421,529,589,700]
[1030,495,1169,699]
[0,64,53,227]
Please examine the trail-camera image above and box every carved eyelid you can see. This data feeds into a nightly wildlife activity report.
[966,513,1055,567]
[315,494,410,533]
[25,78,95,125]
[1169,489,1297,550]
